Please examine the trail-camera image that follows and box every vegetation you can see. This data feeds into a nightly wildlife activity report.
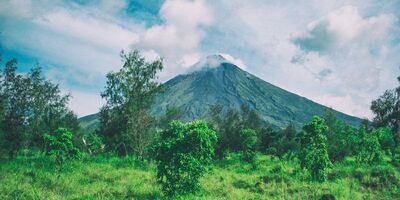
[154,120,217,196]
[44,128,80,174]
[0,153,399,199]
[97,50,163,158]
[239,128,257,168]
[1,52,399,199]
[299,116,332,182]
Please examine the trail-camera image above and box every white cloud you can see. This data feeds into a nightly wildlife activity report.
[219,53,247,70]
[139,0,213,66]
[34,9,139,52]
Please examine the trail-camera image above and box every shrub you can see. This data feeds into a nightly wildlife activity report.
[356,128,384,165]
[240,128,257,167]
[44,128,80,173]
[154,120,217,196]
[82,133,104,156]
[299,116,332,182]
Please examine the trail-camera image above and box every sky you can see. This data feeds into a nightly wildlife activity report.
[0,0,399,118]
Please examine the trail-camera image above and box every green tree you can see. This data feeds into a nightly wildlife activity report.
[44,128,80,173]
[356,126,384,165]
[299,116,332,182]
[82,132,104,156]
[371,77,399,144]
[0,58,79,158]
[98,50,163,158]
[323,110,358,162]
[154,120,217,196]
[240,128,257,168]
[0,59,30,159]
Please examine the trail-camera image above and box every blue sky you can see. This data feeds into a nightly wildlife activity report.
[1,0,399,118]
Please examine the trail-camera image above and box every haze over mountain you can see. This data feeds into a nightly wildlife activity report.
[80,54,361,131]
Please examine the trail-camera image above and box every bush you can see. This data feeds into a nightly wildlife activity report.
[82,133,104,156]
[240,128,257,167]
[154,120,217,196]
[356,128,384,165]
[299,116,332,182]
[44,128,80,173]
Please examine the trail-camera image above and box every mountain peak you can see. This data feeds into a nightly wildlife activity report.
[188,54,240,73]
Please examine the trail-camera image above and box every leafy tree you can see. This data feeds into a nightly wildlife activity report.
[0,59,30,159]
[356,126,384,165]
[323,110,358,162]
[0,58,79,158]
[208,103,261,158]
[371,77,400,144]
[98,50,163,158]
[44,128,80,173]
[275,123,299,158]
[240,128,257,168]
[299,116,332,182]
[154,120,217,196]
[82,133,104,156]
[258,125,277,153]
[209,105,242,158]
[375,127,395,156]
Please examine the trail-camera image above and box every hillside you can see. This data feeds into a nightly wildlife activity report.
[80,55,361,130]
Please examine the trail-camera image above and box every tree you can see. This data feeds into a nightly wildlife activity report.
[208,103,262,158]
[371,77,400,144]
[356,126,384,165]
[82,132,104,156]
[0,58,79,158]
[299,116,332,182]
[209,105,242,158]
[98,50,163,158]
[154,120,217,196]
[0,59,30,159]
[44,128,80,174]
[323,110,358,162]
[240,128,257,168]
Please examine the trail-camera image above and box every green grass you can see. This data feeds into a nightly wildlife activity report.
[1,152,399,199]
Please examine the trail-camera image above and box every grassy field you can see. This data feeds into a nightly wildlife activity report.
[0,152,399,200]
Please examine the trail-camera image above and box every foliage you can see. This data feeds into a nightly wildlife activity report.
[209,104,262,158]
[240,128,257,167]
[323,109,359,162]
[0,58,79,159]
[299,116,332,182]
[98,50,163,158]
[154,120,217,196]
[44,128,80,173]
[371,76,400,145]
[356,126,384,165]
[82,133,104,156]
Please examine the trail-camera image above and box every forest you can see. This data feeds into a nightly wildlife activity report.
[0,50,399,200]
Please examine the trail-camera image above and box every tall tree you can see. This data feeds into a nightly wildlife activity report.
[299,116,332,182]
[0,59,30,159]
[0,58,78,158]
[98,50,163,158]
[371,76,400,144]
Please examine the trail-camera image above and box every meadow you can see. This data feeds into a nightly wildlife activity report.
[1,152,399,200]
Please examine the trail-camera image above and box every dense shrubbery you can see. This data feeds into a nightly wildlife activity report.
[44,128,80,173]
[240,128,257,167]
[154,120,217,196]
[299,116,332,182]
